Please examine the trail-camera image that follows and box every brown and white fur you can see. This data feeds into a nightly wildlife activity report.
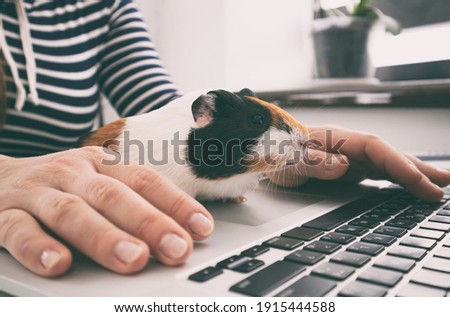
[78,89,308,201]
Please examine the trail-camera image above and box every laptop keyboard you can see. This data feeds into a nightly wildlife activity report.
[188,186,450,297]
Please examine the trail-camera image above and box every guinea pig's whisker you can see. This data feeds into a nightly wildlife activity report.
[307,141,324,151]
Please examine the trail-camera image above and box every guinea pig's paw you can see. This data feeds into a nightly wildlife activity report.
[222,195,247,204]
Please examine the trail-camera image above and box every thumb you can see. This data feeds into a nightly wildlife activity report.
[267,149,349,187]
[303,149,349,179]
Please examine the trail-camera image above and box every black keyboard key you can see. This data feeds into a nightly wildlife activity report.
[281,227,323,241]
[320,232,356,245]
[411,228,445,240]
[423,257,450,273]
[404,207,434,216]
[374,226,407,237]
[408,201,438,209]
[435,246,450,259]
[347,242,384,256]
[430,215,450,224]
[420,221,450,232]
[189,266,223,282]
[374,255,415,273]
[417,201,446,208]
[361,233,396,246]
[276,275,336,297]
[388,245,427,260]
[396,283,446,297]
[217,255,250,269]
[303,199,382,231]
[233,259,265,273]
[362,212,391,221]
[410,269,450,290]
[396,213,426,222]
[412,202,441,209]
[382,201,410,210]
[349,218,380,228]
[312,262,355,280]
[371,206,400,216]
[229,261,305,296]
[241,245,270,257]
[400,237,437,250]
[263,236,303,250]
[336,225,368,236]
[304,241,341,254]
[357,267,402,287]
[284,250,325,265]
[386,219,417,229]
[438,209,450,216]
[331,251,370,267]
[339,281,387,297]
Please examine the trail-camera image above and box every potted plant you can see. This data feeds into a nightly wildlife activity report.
[312,0,401,79]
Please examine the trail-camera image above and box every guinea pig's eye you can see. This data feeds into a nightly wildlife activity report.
[251,114,264,125]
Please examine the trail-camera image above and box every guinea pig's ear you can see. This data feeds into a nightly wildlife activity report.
[238,88,257,98]
[192,93,217,128]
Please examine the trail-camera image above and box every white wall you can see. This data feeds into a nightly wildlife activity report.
[135,0,314,93]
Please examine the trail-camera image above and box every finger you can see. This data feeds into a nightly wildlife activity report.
[20,188,150,274]
[362,139,443,201]
[308,126,444,201]
[61,172,194,265]
[301,148,349,180]
[266,149,349,186]
[94,162,214,241]
[405,154,450,187]
[0,209,72,277]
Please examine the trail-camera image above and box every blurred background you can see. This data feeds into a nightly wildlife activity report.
[117,0,449,158]
[134,0,450,92]
[135,0,314,92]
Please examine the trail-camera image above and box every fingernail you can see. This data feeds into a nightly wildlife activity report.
[40,250,62,269]
[188,213,214,236]
[114,240,144,264]
[437,168,450,174]
[159,233,188,260]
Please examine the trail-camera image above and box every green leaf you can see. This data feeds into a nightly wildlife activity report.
[314,0,401,35]
[352,0,373,16]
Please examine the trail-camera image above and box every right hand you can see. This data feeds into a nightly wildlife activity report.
[0,147,214,277]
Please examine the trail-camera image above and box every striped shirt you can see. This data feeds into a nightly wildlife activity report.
[0,0,180,157]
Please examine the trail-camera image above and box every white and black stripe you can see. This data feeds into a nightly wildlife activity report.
[0,0,180,157]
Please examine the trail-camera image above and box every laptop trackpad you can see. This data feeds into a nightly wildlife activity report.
[204,189,322,226]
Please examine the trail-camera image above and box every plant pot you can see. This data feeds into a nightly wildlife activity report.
[312,16,383,79]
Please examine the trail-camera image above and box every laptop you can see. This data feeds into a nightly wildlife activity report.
[1,169,450,296]
[2,77,450,299]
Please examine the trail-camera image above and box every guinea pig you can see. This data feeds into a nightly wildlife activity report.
[77,88,309,201]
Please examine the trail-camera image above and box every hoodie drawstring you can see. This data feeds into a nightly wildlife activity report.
[0,0,40,111]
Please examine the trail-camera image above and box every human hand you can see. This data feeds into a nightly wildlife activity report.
[0,147,214,277]
[267,125,450,202]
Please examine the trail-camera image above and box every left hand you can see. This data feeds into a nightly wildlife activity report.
[267,125,450,202]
